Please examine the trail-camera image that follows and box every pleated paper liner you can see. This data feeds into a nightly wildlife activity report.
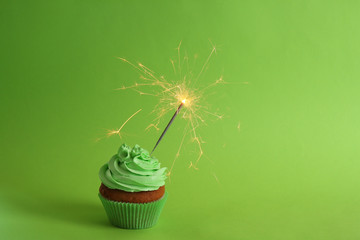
[99,192,168,229]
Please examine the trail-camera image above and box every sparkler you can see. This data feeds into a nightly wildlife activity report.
[115,41,227,176]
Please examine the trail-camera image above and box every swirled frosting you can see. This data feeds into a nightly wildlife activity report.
[99,144,167,192]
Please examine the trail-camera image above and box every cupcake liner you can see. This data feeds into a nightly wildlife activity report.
[99,192,168,229]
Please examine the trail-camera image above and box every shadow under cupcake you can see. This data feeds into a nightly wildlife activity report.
[98,144,168,229]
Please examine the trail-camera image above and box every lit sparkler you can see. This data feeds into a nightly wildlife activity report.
[116,41,226,176]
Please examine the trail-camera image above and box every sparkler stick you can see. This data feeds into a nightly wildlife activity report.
[151,100,185,155]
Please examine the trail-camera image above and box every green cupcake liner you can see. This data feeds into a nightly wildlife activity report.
[98,192,168,229]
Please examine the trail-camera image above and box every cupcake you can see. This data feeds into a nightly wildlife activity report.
[98,143,168,229]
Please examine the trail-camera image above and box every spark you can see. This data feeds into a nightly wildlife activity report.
[237,121,241,131]
[167,121,190,181]
[194,43,216,84]
[106,109,142,138]
[116,41,226,175]
[188,161,198,170]
[213,172,221,184]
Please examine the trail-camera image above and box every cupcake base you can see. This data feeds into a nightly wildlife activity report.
[99,183,165,203]
[99,192,168,229]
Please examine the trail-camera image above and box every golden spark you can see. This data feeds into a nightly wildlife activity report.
[106,108,142,138]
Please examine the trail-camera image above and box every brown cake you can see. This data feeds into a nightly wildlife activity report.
[99,183,165,203]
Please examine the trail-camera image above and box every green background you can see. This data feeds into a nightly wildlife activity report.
[1,0,360,239]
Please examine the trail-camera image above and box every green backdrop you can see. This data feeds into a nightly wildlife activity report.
[1,1,360,239]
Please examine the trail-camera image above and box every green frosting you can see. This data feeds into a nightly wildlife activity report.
[99,144,167,192]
